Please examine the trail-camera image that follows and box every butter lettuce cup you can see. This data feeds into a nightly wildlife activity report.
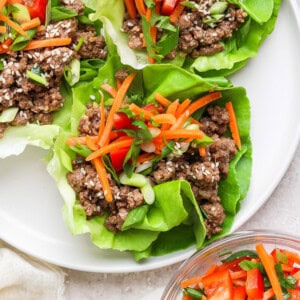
[46,56,252,260]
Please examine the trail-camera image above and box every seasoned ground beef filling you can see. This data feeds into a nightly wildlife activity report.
[67,102,237,237]
[0,0,107,138]
[123,0,247,59]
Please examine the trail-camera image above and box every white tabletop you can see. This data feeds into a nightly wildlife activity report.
[62,142,300,299]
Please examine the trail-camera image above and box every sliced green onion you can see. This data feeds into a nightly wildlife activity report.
[26,69,48,86]
[119,172,148,188]
[64,59,80,86]
[210,2,228,15]
[74,36,84,52]
[0,107,19,123]
[140,181,155,205]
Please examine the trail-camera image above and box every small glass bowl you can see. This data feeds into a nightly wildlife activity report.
[161,230,300,300]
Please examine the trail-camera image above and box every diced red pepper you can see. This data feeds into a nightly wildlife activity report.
[27,0,48,24]
[245,268,264,298]
[202,269,233,300]
[233,286,247,300]
[110,147,130,172]
[161,0,179,16]
[289,290,300,299]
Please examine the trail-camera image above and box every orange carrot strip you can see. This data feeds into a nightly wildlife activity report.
[137,153,156,164]
[183,295,193,300]
[0,25,6,33]
[226,101,242,150]
[161,129,204,140]
[21,17,41,30]
[101,83,117,98]
[146,7,151,22]
[86,135,98,150]
[154,93,172,107]
[98,73,136,147]
[293,270,300,280]
[282,249,300,265]
[256,244,284,300]
[37,25,45,32]
[175,98,191,118]
[93,157,113,202]
[135,0,147,15]
[181,276,204,289]
[129,103,154,120]
[171,92,222,130]
[23,37,72,50]
[169,0,185,24]
[152,113,176,125]
[116,79,122,90]
[161,99,179,130]
[280,264,294,272]
[263,288,275,300]
[87,138,134,161]
[0,0,6,11]
[0,14,28,37]
[199,147,206,157]
[124,0,137,18]
[67,136,87,146]
[229,270,247,280]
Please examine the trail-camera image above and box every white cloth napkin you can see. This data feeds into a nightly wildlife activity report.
[0,241,66,300]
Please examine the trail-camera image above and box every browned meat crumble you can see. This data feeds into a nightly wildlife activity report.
[67,102,237,237]
[0,0,107,138]
[122,0,247,60]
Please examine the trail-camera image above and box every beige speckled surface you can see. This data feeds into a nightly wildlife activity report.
[63,143,300,299]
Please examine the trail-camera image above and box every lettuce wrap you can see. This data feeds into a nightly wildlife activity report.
[46,56,252,260]
[83,0,281,76]
[0,0,106,158]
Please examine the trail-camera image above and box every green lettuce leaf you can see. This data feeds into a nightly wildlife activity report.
[84,0,281,75]
[0,124,60,159]
[46,58,252,259]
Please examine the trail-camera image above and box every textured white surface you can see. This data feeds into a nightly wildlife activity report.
[63,142,300,299]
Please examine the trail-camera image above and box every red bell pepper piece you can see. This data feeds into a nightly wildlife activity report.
[113,112,134,130]
[202,269,233,300]
[246,268,264,298]
[27,0,48,24]
[289,290,300,299]
[233,286,247,300]
[110,147,130,172]
[161,0,179,16]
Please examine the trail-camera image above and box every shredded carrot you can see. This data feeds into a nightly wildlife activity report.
[154,93,172,107]
[280,264,294,272]
[181,276,204,289]
[161,99,179,130]
[199,147,206,157]
[256,244,284,300]
[183,294,194,300]
[225,101,242,150]
[0,25,6,33]
[129,103,154,120]
[0,0,7,12]
[124,0,137,19]
[0,38,11,53]
[137,153,156,164]
[116,79,122,90]
[86,135,98,150]
[282,249,300,265]
[135,0,147,15]
[37,25,45,32]
[169,0,185,24]
[263,288,275,300]
[101,83,117,98]
[21,17,41,30]
[23,37,72,50]
[86,137,134,161]
[0,14,28,37]
[175,98,191,118]
[152,113,176,125]
[161,129,204,140]
[98,73,136,147]
[67,136,88,146]
[93,157,113,202]
[146,7,151,22]
[171,91,222,130]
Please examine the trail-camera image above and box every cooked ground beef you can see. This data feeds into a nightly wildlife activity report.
[67,102,237,236]
[123,0,247,59]
[0,0,107,138]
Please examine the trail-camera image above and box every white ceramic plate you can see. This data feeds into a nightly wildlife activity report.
[0,0,300,273]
